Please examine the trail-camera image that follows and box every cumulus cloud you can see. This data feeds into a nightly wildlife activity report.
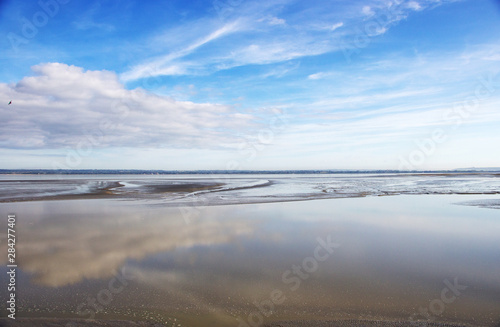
[0,63,254,150]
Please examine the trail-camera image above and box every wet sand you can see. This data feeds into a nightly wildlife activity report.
[144,182,224,193]
[0,174,499,209]
[263,321,482,327]
[0,318,164,326]
[0,318,485,327]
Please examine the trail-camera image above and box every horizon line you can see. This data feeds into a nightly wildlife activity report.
[1,168,499,174]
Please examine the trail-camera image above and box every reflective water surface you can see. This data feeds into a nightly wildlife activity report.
[1,194,499,326]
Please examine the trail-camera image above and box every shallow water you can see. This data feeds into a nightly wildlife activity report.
[0,189,499,326]
[1,173,500,207]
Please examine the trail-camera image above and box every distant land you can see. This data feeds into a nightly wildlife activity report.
[0,168,499,175]
[455,167,500,171]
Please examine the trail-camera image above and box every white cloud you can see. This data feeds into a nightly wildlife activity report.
[330,22,344,31]
[0,63,254,150]
[219,37,330,69]
[308,72,331,80]
[257,14,286,26]
[375,26,388,35]
[362,5,375,16]
[407,1,423,11]
[261,62,300,78]
[268,16,286,25]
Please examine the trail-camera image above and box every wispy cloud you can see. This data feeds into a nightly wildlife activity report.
[407,1,423,11]
[259,16,286,25]
[308,72,332,80]
[362,5,375,16]
[72,2,115,32]
[121,20,244,81]
[330,22,344,31]
[120,0,460,82]
[261,62,300,78]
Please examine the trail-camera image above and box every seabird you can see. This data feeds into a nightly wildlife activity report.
[8,101,12,105]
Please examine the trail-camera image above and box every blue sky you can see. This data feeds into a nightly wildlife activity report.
[0,0,499,170]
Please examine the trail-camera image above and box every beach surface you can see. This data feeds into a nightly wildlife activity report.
[0,318,486,327]
[0,173,499,209]
[1,174,499,326]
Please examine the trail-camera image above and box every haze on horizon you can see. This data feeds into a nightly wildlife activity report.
[1,0,499,170]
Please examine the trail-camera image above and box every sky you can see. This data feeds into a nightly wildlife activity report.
[0,0,499,170]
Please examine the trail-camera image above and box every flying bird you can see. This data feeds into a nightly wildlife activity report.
[8,101,12,105]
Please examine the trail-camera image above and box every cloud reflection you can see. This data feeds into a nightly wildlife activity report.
[0,201,253,287]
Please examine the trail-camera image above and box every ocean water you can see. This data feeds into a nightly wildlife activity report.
[0,175,499,326]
